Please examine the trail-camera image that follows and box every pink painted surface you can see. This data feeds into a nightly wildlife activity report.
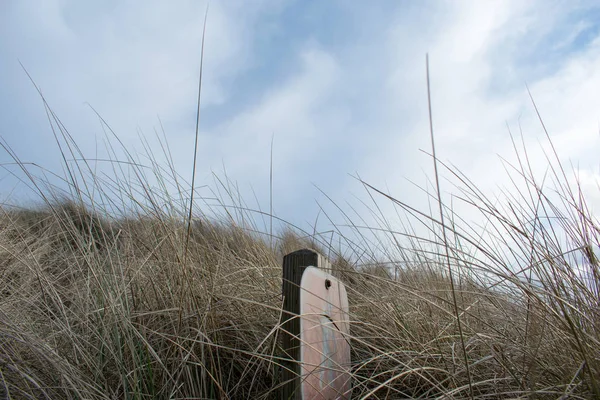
[299,267,352,399]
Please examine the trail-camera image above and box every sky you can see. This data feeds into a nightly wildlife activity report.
[1,0,600,248]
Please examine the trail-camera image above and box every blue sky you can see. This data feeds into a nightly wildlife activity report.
[2,0,600,238]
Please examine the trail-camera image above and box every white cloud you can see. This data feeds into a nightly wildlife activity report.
[1,0,273,147]
[2,0,600,240]
[357,0,600,202]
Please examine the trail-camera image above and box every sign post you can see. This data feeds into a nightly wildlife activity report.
[281,249,352,399]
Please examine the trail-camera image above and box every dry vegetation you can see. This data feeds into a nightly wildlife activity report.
[1,100,599,399]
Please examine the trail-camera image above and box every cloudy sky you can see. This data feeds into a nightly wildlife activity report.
[1,0,600,240]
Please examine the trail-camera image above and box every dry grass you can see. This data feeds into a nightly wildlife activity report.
[1,92,599,399]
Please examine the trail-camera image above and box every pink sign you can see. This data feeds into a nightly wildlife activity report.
[299,267,352,399]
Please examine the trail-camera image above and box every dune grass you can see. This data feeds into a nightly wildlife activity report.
[1,84,599,399]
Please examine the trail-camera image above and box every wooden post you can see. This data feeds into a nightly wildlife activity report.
[281,249,318,399]
[281,249,351,399]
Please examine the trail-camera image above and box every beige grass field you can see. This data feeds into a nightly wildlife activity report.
[0,98,599,399]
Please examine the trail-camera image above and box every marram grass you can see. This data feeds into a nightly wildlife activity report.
[0,112,599,399]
